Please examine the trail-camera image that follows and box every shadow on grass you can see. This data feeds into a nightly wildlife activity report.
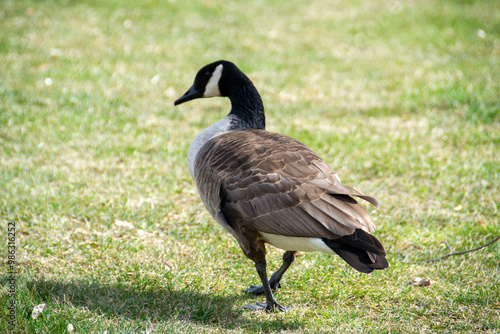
[22,277,303,332]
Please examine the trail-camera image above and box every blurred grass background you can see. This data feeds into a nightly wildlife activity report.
[1,0,499,333]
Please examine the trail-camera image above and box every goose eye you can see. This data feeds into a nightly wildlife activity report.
[204,71,211,77]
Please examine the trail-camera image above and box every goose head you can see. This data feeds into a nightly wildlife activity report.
[174,60,265,130]
[174,60,235,105]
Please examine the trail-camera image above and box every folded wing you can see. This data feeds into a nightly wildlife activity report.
[194,130,380,251]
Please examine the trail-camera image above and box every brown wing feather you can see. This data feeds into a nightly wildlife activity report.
[194,129,378,246]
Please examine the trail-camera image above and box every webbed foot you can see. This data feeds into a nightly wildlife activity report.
[243,301,291,312]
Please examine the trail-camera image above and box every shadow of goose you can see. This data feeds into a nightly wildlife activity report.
[20,276,303,332]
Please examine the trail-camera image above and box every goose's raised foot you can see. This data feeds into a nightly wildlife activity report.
[244,282,282,295]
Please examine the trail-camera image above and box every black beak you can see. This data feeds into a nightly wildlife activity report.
[174,85,203,106]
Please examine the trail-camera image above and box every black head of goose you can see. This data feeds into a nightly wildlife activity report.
[174,60,388,312]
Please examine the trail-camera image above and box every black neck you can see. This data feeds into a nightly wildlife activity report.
[227,76,266,130]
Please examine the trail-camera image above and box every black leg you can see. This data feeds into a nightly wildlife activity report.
[243,258,291,312]
[245,251,296,295]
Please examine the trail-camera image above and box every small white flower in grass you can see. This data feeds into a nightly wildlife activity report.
[477,29,486,39]
[44,78,53,86]
[49,48,62,58]
[137,229,148,236]
[150,74,161,85]
[114,219,135,229]
[124,19,133,28]
[165,86,177,98]
[454,205,462,211]
[31,303,46,319]
[67,323,74,332]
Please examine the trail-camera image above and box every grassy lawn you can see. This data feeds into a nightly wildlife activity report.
[1,0,499,332]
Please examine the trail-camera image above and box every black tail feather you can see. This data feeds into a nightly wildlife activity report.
[323,229,389,274]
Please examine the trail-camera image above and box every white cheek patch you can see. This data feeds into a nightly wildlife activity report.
[203,64,223,97]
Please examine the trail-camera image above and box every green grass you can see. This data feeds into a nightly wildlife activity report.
[1,0,499,332]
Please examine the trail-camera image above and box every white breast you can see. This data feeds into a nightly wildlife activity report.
[187,116,233,177]
[260,232,335,254]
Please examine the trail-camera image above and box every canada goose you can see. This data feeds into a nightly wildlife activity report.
[174,60,388,312]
